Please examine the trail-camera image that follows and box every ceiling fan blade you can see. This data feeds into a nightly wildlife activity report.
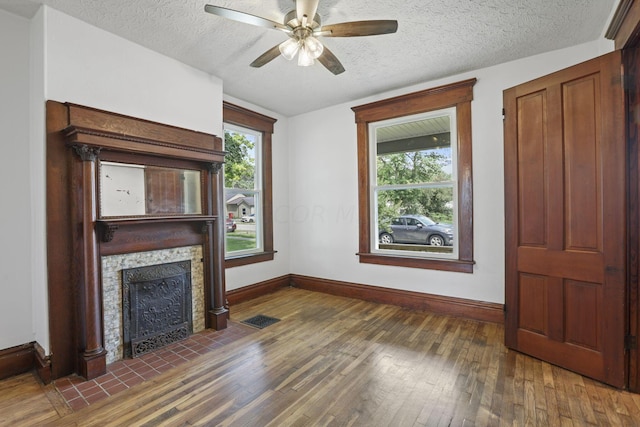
[317,46,345,75]
[320,20,398,37]
[250,44,282,68]
[296,0,320,23]
[204,5,289,31]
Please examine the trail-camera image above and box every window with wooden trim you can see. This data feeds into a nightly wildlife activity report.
[223,102,276,267]
[352,79,476,273]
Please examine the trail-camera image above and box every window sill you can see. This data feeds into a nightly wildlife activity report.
[357,252,474,273]
[225,250,276,268]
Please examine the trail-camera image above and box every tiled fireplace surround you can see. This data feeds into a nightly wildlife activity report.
[101,246,206,365]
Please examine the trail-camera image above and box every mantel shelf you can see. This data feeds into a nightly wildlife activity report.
[97,216,218,242]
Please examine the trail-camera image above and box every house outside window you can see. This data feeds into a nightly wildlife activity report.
[352,79,476,273]
[223,102,276,267]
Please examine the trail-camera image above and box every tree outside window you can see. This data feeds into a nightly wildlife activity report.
[224,126,261,254]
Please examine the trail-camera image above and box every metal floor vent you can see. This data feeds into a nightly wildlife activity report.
[241,314,281,329]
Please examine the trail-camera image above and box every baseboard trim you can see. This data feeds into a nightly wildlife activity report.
[34,341,52,384]
[0,341,51,383]
[289,274,504,324]
[226,274,504,324]
[226,275,291,305]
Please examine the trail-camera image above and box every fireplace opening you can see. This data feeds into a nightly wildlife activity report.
[122,260,193,358]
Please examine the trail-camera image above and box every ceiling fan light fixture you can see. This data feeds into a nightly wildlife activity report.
[279,38,300,61]
[297,44,315,67]
[305,36,324,59]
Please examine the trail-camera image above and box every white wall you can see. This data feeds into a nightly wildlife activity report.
[223,96,291,291]
[288,39,614,304]
[0,9,34,350]
[30,6,49,354]
[45,7,222,136]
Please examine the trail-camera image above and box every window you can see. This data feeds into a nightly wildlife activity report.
[352,79,476,273]
[373,108,458,258]
[223,102,276,267]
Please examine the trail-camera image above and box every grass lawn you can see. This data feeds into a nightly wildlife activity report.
[226,231,256,252]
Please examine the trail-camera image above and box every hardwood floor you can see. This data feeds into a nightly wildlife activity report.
[2,287,640,426]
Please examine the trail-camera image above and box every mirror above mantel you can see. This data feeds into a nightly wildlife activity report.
[99,161,203,217]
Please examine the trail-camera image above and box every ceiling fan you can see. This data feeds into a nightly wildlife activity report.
[204,0,398,75]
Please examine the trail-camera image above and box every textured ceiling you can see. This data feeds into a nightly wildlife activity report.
[2,0,617,116]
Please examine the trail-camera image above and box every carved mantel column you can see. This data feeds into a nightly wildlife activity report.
[72,144,107,379]
[207,161,228,329]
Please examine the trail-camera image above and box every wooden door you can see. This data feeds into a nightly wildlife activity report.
[504,51,627,388]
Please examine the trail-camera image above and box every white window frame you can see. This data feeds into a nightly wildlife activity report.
[369,108,459,259]
[223,123,264,257]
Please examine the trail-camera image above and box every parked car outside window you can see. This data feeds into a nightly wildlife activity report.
[379,214,453,246]
[241,214,255,222]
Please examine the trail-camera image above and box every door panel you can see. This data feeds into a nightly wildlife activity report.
[504,51,626,388]
[564,279,601,350]
[517,92,547,247]
[518,273,547,334]
[564,75,601,251]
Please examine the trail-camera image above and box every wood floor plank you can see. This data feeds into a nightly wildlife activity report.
[0,373,61,425]
[2,287,640,426]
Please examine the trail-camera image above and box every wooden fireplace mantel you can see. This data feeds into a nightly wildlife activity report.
[46,101,228,381]
[96,215,218,243]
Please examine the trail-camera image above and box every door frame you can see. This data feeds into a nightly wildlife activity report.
[606,0,640,393]
[624,46,640,392]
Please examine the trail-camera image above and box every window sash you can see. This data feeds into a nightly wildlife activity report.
[224,124,263,256]
[369,109,459,259]
[223,124,262,191]
[227,190,263,256]
[371,185,459,259]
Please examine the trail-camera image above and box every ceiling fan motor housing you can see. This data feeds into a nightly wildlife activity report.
[284,9,322,30]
